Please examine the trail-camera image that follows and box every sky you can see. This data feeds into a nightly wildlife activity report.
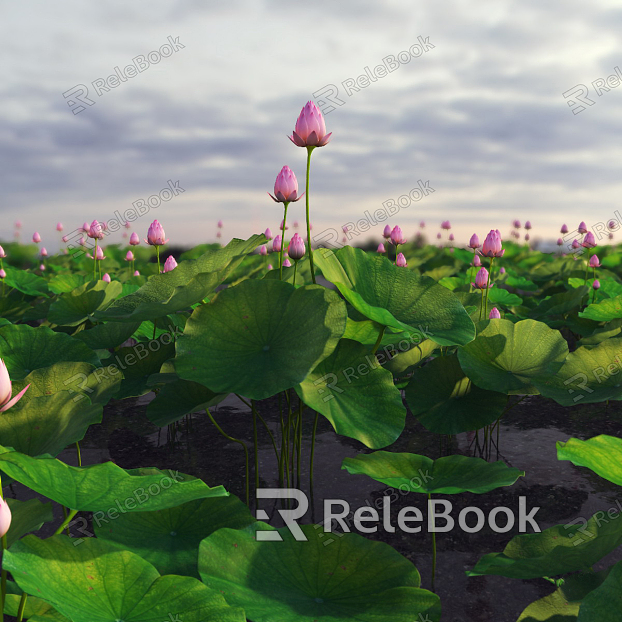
[2,0,622,252]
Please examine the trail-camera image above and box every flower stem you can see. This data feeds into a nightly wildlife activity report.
[156,245,161,274]
[16,593,27,622]
[305,146,316,284]
[279,202,290,280]
[292,260,298,286]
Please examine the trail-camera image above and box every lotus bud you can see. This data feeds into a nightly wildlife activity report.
[293,221,299,228]
[377,243,386,253]
[0,359,30,412]
[267,264,273,270]
[134,270,140,276]
[163,255,178,273]
[95,246,105,261]
[472,267,491,290]
[129,232,140,245]
[383,225,392,239]
[283,258,292,268]
[572,239,580,249]
[264,228,273,240]
[0,246,6,258]
[287,233,306,260]
[32,232,41,243]
[420,221,425,228]
[557,238,563,246]
[289,101,332,147]
[125,251,134,261]
[217,220,223,228]
[88,220,104,240]
[40,247,48,257]
[396,252,408,267]
[473,255,482,267]
[468,234,480,249]
[513,219,521,229]
[499,267,506,274]
[390,226,406,246]
[0,498,11,538]
[609,232,614,240]
[593,279,601,290]
[436,232,441,239]
[441,220,451,230]
[0,269,5,279]
[524,221,532,230]
[561,224,568,234]
[14,221,21,228]
[102,273,111,283]
[144,220,168,246]
[479,229,505,257]
[56,222,63,232]
[216,231,222,238]
[582,232,596,248]
[272,235,282,253]
[608,220,617,230]
[124,221,131,229]
[489,307,501,319]
[280,219,290,230]
[39,264,45,271]
[589,254,600,268]
[269,166,303,203]
[449,233,455,242]
[578,221,588,234]
[525,233,530,241]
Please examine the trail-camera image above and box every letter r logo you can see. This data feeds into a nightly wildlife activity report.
[255,488,309,541]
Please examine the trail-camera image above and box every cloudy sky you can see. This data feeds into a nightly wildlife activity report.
[2,0,622,251]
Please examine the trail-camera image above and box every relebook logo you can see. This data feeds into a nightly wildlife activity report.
[255,488,542,542]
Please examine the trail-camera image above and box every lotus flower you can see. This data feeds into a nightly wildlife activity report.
[557,238,563,246]
[499,267,506,274]
[125,251,134,261]
[609,232,614,240]
[473,255,482,267]
[145,220,168,246]
[589,254,600,268]
[383,225,392,239]
[472,267,492,289]
[216,231,222,239]
[479,230,505,257]
[293,221,299,228]
[525,233,530,241]
[102,273,111,283]
[124,221,131,229]
[133,270,140,276]
[608,220,617,230]
[0,246,6,258]
[56,222,63,232]
[88,220,104,240]
[0,359,29,412]
[420,221,426,228]
[62,235,69,243]
[377,243,386,253]
[40,247,48,257]
[593,279,601,290]
[513,219,521,229]
[0,269,5,279]
[14,221,21,228]
[163,255,178,273]
[578,221,588,235]
[267,264,273,270]
[289,101,332,147]
[441,220,451,230]
[390,225,406,246]
[396,252,408,267]
[264,228,273,240]
[269,166,303,203]
[283,258,292,268]
[287,233,306,260]
[217,220,223,228]
[280,219,290,230]
[561,224,568,234]
[571,239,580,249]
[524,221,532,230]
[32,232,41,243]
[468,234,480,249]
[582,232,596,248]
[0,497,11,538]
[489,307,501,319]
[129,232,140,245]
[449,233,455,242]
[436,232,441,239]
[272,235,282,253]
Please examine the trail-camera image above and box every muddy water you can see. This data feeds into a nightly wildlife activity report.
[5,393,622,622]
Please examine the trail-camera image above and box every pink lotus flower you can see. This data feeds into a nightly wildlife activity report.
[524,221,532,230]
[609,232,614,240]
[0,269,5,279]
[216,231,222,238]
[589,254,600,268]
[396,252,408,267]
[129,232,140,246]
[217,220,223,228]
[163,255,178,273]
[473,255,482,267]
[293,221,299,228]
[0,246,6,258]
[449,233,455,242]
[82,222,90,233]
[499,267,506,274]
[472,267,492,290]
[264,228,273,240]
[525,233,530,241]
[267,264,273,270]
[479,230,505,257]
[269,166,303,203]
[283,258,292,268]
[561,224,568,234]
[441,220,451,230]
[377,243,386,253]
[14,221,21,228]
[289,101,332,148]
[134,270,140,276]
[125,251,134,261]
[593,279,601,290]
[489,307,501,319]
[62,235,69,243]
[582,232,596,248]
[383,225,392,239]
[578,221,588,234]
[287,233,306,260]
[572,239,580,249]
[513,219,521,229]
[557,238,563,246]
[40,247,48,257]
[32,232,41,243]
[420,221,426,228]
[280,219,290,230]
[0,497,11,538]
[124,221,131,229]
[88,220,104,240]
[436,232,441,239]
[468,234,480,249]
[39,264,45,271]
[259,245,268,256]
[145,220,168,246]
[272,235,282,253]
[0,359,30,412]
[102,273,111,283]
[390,225,406,246]
[56,222,63,232]
[608,220,617,230]
[87,246,106,261]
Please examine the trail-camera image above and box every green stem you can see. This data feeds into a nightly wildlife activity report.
[156,245,161,274]
[279,202,290,280]
[292,260,298,287]
[76,441,82,467]
[429,492,437,592]
[371,326,386,355]
[16,593,27,622]
[305,146,317,284]
[484,257,494,318]
[53,509,78,537]
[94,240,98,281]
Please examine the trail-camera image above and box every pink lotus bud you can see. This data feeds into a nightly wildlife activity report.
[62,235,69,243]
[524,221,532,230]
[341,236,347,244]
[102,273,111,283]
[609,232,614,240]
[377,243,386,253]
[419,221,425,228]
[217,220,223,228]
[441,220,451,230]
[122,232,128,239]
[561,224,568,234]
[39,264,45,271]
[145,220,168,246]
[293,221,299,228]
[468,234,480,249]
[40,247,48,257]
[216,231,222,238]
[267,263,273,270]
[283,258,292,268]
[56,222,63,232]
[101,221,108,232]
[390,225,406,246]
[124,221,131,229]
[289,101,332,147]
[95,246,105,261]
[608,220,617,230]
[134,270,140,276]
[280,219,290,230]
[163,255,178,273]
[473,255,481,267]
[79,236,86,246]
[264,228,273,240]
[582,231,596,248]
[342,225,349,234]
[32,232,41,243]
[572,239,580,249]
[0,269,5,279]
[272,235,282,252]
[436,232,441,239]
[383,225,392,239]
[287,233,306,260]
[489,307,501,319]
[0,497,11,538]
[479,229,505,257]
[269,166,302,203]
[396,252,408,267]
[472,267,491,290]
[449,233,455,241]
[513,219,521,229]
[593,279,601,290]
[88,220,104,239]
[129,232,140,245]
[578,221,588,234]
[525,233,530,241]
[557,238,563,246]
[499,267,506,274]
[259,245,268,256]
[14,221,21,228]
[0,246,6,258]
[589,254,600,268]
[125,251,134,261]
[82,222,90,233]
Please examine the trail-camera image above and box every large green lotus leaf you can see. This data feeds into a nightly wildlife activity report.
[3,267,49,297]
[4,535,245,622]
[382,338,438,376]
[48,273,87,294]
[95,495,255,578]
[530,287,589,319]
[342,317,421,349]
[342,452,524,494]
[75,320,141,350]
[12,361,121,407]
[0,324,100,380]
[176,280,347,400]
[0,391,101,457]
[0,446,227,511]
[48,280,123,326]
[295,339,407,448]
[487,287,523,307]
[579,294,622,321]
[467,511,622,579]
[533,339,622,406]
[506,275,538,291]
[557,435,622,486]
[579,318,622,346]
[313,246,475,346]
[405,355,507,434]
[5,498,54,548]
[4,586,70,622]
[198,522,441,622]
[96,235,265,321]
[457,319,569,394]
[146,379,227,427]
[577,561,622,621]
